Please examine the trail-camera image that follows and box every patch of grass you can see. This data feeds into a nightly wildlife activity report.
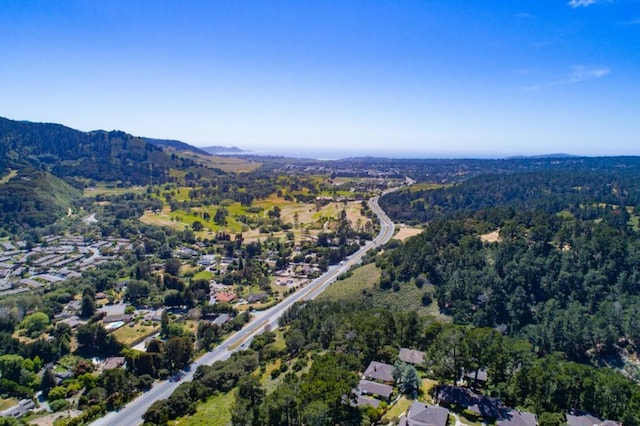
[112,323,159,346]
[175,389,236,426]
[420,378,438,404]
[179,152,260,173]
[0,169,18,185]
[319,263,449,320]
[382,396,412,423]
[259,359,283,392]
[393,226,423,242]
[318,263,381,303]
[83,185,146,197]
[193,270,214,281]
[409,183,449,191]
[0,398,18,411]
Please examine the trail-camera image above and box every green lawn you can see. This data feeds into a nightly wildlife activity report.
[112,323,159,346]
[382,396,412,423]
[319,263,449,319]
[318,263,381,302]
[83,185,146,197]
[0,398,17,411]
[193,270,214,281]
[176,389,236,426]
[420,378,438,403]
[408,182,449,191]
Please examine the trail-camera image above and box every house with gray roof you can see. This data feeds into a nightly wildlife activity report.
[399,348,426,365]
[0,399,35,418]
[354,395,382,408]
[498,409,537,426]
[357,379,393,400]
[399,401,449,426]
[363,361,394,383]
[567,411,621,426]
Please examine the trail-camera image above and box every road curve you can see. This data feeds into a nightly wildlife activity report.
[90,191,397,426]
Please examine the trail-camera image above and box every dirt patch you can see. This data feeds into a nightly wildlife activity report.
[393,226,422,241]
[29,409,82,426]
[480,230,501,243]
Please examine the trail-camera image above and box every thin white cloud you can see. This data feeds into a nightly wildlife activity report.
[524,66,610,91]
[569,66,610,81]
[568,0,607,7]
[515,12,533,18]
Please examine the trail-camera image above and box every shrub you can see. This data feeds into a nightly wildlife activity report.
[48,386,68,401]
[49,399,70,412]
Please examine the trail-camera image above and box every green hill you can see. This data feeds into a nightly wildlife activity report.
[0,167,80,233]
[0,117,219,186]
[0,116,222,232]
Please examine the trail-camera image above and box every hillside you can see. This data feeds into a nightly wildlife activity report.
[0,167,81,233]
[0,116,223,232]
[377,167,640,365]
[0,117,222,186]
[201,145,245,154]
[144,137,211,156]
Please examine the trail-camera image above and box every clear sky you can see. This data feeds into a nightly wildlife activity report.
[1,0,639,158]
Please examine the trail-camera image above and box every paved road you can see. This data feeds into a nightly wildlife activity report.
[90,192,397,426]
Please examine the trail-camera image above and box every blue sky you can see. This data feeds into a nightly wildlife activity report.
[1,0,639,158]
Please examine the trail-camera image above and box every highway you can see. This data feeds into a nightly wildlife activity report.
[90,192,397,426]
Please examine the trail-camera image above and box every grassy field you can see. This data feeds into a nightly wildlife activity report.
[112,323,159,346]
[420,378,438,403]
[83,185,146,197]
[318,263,381,303]
[393,226,422,242]
[409,183,450,191]
[0,169,17,185]
[259,359,283,393]
[318,263,449,319]
[179,152,261,173]
[193,270,214,281]
[0,398,17,411]
[382,396,412,423]
[142,185,372,244]
[176,389,236,426]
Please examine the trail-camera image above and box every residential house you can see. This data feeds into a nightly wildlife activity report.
[212,313,231,327]
[103,314,132,324]
[398,401,449,426]
[357,379,393,401]
[498,409,538,426]
[399,348,426,366]
[247,292,269,304]
[58,316,86,329]
[466,368,488,387]
[468,396,502,420]
[438,385,502,420]
[567,411,621,426]
[354,395,382,408]
[363,361,395,383]
[0,399,35,418]
[215,292,237,303]
[103,357,126,370]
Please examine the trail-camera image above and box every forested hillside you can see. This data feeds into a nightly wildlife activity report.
[0,117,218,186]
[0,167,81,232]
[0,117,221,232]
[379,157,640,224]
[377,166,640,365]
[148,300,640,424]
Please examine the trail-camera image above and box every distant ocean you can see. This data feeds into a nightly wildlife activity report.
[238,146,503,160]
